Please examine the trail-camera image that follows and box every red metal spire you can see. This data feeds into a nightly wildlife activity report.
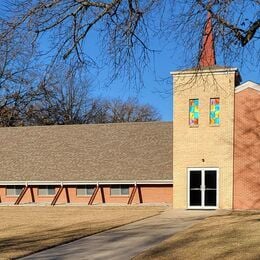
[199,12,216,67]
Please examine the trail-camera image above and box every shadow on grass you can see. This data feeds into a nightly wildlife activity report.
[0,222,97,258]
[1,211,163,259]
[135,213,260,260]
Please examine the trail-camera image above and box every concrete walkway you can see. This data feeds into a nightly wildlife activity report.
[22,209,225,260]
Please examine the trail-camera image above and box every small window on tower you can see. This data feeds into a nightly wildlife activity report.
[189,99,199,127]
[210,98,220,125]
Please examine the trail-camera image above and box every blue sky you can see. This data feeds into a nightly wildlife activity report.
[80,2,260,122]
[90,43,176,121]
[81,2,260,122]
[2,2,259,122]
[89,38,259,122]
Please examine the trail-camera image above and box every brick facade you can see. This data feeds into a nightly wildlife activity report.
[234,88,260,209]
[0,75,259,209]
[172,68,237,209]
[0,185,173,205]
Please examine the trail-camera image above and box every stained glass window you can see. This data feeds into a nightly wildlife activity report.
[189,99,199,126]
[210,98,220,125]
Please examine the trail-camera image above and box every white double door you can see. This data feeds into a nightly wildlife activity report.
[188,168,218,209]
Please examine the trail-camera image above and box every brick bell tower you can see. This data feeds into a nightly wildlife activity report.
[171,13,240,210]
[199,12,216,67]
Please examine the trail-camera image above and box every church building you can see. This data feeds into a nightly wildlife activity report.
[0,14,259,210]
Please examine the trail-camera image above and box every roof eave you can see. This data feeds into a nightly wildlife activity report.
[235,81,260,93]
[170,67,238,76]
[0,180,173,186]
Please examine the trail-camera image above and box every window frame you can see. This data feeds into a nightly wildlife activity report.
[76,185,96,196]
[6,185,24,197]
[110,185,130,196]
[38,185,56,196]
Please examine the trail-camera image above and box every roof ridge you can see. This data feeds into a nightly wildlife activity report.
[0,121,173,130]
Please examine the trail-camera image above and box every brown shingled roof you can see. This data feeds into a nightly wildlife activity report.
[0,122,172,182]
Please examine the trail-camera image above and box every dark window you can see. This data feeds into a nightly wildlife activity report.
[205,170,217,206]
[76,185,95,196]
[6,185,23,196]
[205,190,217,206]
[205,171,217,189]
[110,185,129,196]
[190,190,202,206]
[38,186,56,196]
[190,171,201,189]
[189,170,202,206]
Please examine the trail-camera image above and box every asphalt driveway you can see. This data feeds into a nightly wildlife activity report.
[22,208,225,260]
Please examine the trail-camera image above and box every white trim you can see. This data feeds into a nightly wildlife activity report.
[187,168,219,210]
[171,67,238,76]
[0,180,173,186]
[235,81,260,93]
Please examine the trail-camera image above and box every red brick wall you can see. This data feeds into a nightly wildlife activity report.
[0,186,60,204]
[234,88,260,209]
[0,184,173,205]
